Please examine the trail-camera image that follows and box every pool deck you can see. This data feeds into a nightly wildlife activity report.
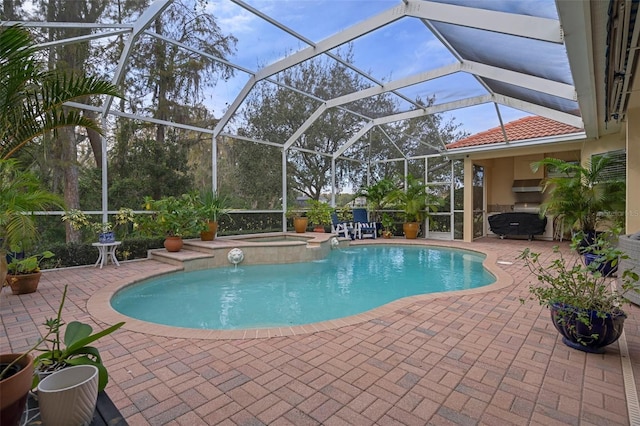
[2,235,640,425]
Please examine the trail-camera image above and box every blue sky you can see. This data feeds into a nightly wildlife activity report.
[202,0,552,138]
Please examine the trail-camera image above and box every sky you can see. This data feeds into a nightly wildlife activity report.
[199,0,562,138]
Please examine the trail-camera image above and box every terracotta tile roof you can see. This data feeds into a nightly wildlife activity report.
[446,116,583,150]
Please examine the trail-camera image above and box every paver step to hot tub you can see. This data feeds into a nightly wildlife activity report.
[147,232,340,272]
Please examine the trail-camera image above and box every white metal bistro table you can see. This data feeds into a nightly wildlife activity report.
[91,241,121,269]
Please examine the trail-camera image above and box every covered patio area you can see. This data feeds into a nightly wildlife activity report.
[2,237,639,425]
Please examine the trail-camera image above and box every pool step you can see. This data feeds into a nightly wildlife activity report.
[148,233,339,272]
[148,247,213,269]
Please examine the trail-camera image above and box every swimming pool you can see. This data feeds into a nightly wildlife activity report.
[111,245,495,330]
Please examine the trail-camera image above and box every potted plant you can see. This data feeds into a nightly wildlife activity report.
[381,213,395,238]
[197,190,231,241]
[519,231,639,353]
[306,199,332,232]
[0,352,34,426]
[356,178,396,224]
[31,285,125,392]
[62,207,136,243]
[532,156,626,247]
[5,251,55,295]
[0,159,63,288]
[387,174,439,239]
[286,207,308,233]
[0,285,123,425]
[139,193,201,252]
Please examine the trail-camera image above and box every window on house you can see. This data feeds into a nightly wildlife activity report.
[592,149,626,182]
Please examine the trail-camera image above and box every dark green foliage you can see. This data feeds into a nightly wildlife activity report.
[119,238,165,260]
[532,156,626,233]
[46,243,99,268]
[218,213,282,235]
[44,238,164,268]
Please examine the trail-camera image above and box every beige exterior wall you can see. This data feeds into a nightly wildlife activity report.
[579,132,626,163]
[458,136,628,241]
[626,109,640,233]
[486,157,514,208]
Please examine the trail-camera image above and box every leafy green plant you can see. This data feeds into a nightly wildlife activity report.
[33,285,125,391]
[381,213,395,237]
[387,174,439,223]
[285,206,305,219]
[0,26,120,160]
[306,199,332,226]
[334,205,352,223]
[62,207,136,238]
[519,231,639,346]
[0,286,124,392]
[531,157,626,234]
[138,193,201,237]
[356,178,396,223]
[0,159,64,284]
[6,251,54,274]
[197,190,231,223]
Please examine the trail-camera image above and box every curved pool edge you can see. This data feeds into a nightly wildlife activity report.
[87,239,514,340]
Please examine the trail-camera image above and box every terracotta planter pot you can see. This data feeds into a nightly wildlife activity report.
[403,222,420,239]
[0,256,7,291]
[313,226,325,233]
[0,353,34,426]
[200,221,218,241]
[163,236,184,252]
[293,217,308,233]
[6,271,42,295]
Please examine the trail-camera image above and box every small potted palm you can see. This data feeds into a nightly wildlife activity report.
[286,207,308,233]
[519,230,639,353]
[197,190,231,241]
[387,174,439,239]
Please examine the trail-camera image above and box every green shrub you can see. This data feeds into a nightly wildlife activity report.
[42,237,164,268]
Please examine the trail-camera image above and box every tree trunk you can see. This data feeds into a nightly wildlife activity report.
[86,109,103,168]
[61,127,82,243]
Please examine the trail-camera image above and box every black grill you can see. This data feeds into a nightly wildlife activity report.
[488,213,547,240]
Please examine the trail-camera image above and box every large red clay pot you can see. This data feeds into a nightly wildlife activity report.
[163,236,184,252]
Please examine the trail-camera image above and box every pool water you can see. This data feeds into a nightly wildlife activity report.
[111,245,494,329]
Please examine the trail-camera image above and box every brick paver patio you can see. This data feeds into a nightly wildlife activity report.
[2,237,639,425]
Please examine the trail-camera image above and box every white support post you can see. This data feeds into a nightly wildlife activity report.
[282,148,288,232]
[424,158,428,239]
[331,158,336,207]
[212,134,218,192]
[101,116,108,224]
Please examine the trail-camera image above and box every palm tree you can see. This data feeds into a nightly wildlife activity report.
[0,159,64,285]
[0,26,120,159]
[532,156,626,235]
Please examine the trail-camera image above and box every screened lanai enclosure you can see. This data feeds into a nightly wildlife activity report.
[1,0,593,240]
